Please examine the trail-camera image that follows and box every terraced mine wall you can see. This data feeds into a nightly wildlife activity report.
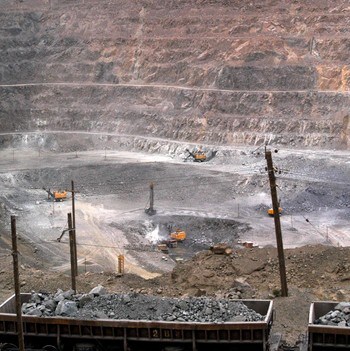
[1,0,350,149]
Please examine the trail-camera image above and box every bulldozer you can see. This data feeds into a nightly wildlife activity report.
[43,187,67,202]
[170,228,186,241]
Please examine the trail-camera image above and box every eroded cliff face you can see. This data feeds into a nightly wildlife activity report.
[1,0,350,148]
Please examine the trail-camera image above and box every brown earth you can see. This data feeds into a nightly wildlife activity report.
[2,242,350,346]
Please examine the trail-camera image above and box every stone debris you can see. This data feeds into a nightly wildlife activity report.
[89,284,107,296]
[314,302,350,327]
[22,287,265,322]
[210,243,233,255]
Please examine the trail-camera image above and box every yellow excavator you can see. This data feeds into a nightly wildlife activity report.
[185,148,217,162]
[170,228,186,241]
[43,187,67,202]
[185,148,206,162]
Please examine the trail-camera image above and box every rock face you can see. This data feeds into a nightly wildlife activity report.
[1,0,350,149]
[21,288,265,323]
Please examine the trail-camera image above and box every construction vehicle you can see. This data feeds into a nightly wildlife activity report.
[43,187,67,202]
[184,148,217,163]
[185,148,207,162]
[157,243,169,254]
[268,200,283,216]
[170,228,186,241]
[267,207,283,216]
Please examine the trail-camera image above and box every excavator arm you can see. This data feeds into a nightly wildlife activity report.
[185,149,206,162]
[43,187,67,201]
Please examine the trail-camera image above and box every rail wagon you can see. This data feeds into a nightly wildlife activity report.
[309,301,350,350]
[0,294,273,351]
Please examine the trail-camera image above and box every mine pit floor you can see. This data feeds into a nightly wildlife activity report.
[0,146,349,277]
[0,144,350,345]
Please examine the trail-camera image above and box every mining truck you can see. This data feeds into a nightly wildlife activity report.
[0,293,273,351]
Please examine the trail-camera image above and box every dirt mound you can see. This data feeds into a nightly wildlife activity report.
[2,243,350,344]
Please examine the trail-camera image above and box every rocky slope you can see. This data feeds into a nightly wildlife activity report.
[1,0,350,149]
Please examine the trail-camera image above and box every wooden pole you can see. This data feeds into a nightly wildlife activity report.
[68,213,76,292]
[265,150,288,297]
[11,216,25,351]
[71,180,78,275]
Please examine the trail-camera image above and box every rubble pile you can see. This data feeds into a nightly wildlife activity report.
[22,286,265,323]
[314,302,350,327]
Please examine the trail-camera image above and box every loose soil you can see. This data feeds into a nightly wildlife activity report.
[0,141,350,346]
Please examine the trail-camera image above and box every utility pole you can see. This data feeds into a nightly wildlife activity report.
[68,180,78,275]
[149,182,154,213]
[265,150,288,297]
[68,213,76,292]
[11,216,25,351]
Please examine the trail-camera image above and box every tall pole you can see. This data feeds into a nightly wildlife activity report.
[150,182,154,213]
[145,182,156,215]
[71,180,78,275]
[265,150,288,297]
[68,213,77,292]
[11,216,25,351]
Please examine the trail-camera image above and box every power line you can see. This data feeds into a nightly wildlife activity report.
[301,215,329,237]
[0,175,241,194]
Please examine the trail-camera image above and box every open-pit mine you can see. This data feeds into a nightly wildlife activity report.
[1,1,350,350]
